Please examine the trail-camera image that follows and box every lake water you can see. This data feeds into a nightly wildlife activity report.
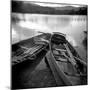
[12,14,87,61]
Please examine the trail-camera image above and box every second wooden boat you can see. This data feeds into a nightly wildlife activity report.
[50,32,87,85]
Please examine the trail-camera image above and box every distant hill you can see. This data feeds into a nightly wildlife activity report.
[12,1,87,15]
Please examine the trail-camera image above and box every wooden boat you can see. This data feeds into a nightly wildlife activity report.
[12,33,50,65]
[12,31,87,86]
[50,32,87,85]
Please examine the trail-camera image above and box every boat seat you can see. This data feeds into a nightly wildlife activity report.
[55,56,68,62]
[55,48,67,52]
[52,50,60,55]
[35,41,47,45]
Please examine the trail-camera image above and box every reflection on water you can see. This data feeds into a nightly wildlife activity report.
[12,13,87,61]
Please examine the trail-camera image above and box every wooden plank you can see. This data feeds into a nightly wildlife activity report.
[64,44,76,66]
[46,51,72,86]
[12,44,48,65]
[55,48,67,52]
[74,56,87,66]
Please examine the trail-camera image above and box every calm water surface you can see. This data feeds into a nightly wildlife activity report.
[12,14,87,61]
